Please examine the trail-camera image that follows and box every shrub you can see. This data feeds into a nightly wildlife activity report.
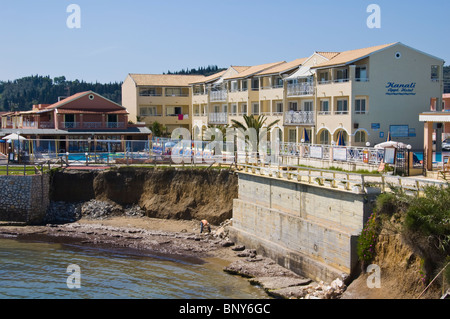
[357,212,381,264]
[404,185,450,254]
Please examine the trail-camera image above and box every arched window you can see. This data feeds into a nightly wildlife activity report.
[319,130,330,145]
[355,131,367,143]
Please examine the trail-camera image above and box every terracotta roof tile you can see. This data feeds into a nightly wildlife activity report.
[312,43,398,68]
[129,74,205,87]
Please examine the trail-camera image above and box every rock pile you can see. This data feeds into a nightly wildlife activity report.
[44,200,145,223]
[44,201,82,224]
[221,231,348,299]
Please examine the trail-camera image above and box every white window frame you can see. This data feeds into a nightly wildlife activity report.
[336,99,348,114]
[355,98,367,114]
[355,131,367,143]
[319,100,330,115]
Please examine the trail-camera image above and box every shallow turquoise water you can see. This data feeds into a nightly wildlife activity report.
[0,238,268,299]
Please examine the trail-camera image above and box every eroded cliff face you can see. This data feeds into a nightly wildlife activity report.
[50,168,238,225]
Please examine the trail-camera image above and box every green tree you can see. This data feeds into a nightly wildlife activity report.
[151,121,167,137]
[231,114,279,159]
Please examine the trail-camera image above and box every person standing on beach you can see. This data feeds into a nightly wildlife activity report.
[200,219,211,233]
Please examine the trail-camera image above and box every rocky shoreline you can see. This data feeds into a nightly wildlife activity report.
[0,214,348,299]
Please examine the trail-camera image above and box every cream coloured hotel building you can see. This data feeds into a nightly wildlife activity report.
[123,42,444,150]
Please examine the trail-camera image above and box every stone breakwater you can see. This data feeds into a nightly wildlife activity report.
[0,174,49,224]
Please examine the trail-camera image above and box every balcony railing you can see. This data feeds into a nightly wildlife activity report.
[208,112,228,124]
[62,122,79,129]
[83,122,103,129]
[22,121,36,128]
[284,111,315,125]
[287,83,314,96]
[106,122,125,129]
[60,122,125,129]
[210,90,228,101]
[39,121,55,129]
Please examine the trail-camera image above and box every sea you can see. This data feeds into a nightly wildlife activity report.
[0,238,269,299]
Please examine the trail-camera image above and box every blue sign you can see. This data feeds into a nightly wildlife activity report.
[385,82,416,96]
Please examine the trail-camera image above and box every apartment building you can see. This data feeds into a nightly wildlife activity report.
[190,42,444,149]
[121,42,444,150]
[122,74,205,134]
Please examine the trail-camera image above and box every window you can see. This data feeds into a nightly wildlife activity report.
[165,88,187,96]
[355,131,366,143]
[335,69,349,82]
[318,72,329,84]
[274,76,283,88]
[288,129,297,143]
[355,98,366,114]
[231,81,238,92]
[140,106,157,116]
[303,101,313,112]
[336,99,348,114]
[65,114,75,123]
[319,100,330,115]
[431,65,440,81]
[355,66,368,81]
[167,106,182,116]
[319,130,330,145]
[241,103,247,115]
[241,80,248,91]
[275,102,283,114]
[288,102,298,111]
[231,104,237,115]
[140,88,161,96]
[252,103,259,115]
[251,78,259,91]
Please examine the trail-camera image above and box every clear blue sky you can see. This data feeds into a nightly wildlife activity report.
[0,0,449,83]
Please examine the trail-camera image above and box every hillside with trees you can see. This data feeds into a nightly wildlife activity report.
[164,65,226,76]
[0,75,122,112]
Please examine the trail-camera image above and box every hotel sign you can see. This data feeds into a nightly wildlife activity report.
[385,82,416,96]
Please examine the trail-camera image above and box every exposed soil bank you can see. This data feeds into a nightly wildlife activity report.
[50,167,238,225]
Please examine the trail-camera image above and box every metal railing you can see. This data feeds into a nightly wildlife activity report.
[208,112,228,124]
[287,83,315,96]
[284,111,315,125]
[210,90,228,101]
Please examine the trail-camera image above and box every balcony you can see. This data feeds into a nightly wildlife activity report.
[287,83,314,96]
[284,111,315,125]
[208,112,228,124]
[39,121,55,129]
[210,90,228,102]
[62,122,79,129]
[60,122,125,129]
[106,122,125,129]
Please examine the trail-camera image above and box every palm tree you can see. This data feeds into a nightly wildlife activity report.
[231,114,280,161]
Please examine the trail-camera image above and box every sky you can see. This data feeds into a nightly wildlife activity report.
[0,0,449,83]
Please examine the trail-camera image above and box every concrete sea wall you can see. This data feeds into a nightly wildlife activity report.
[0,174,50,224]
[228,172,376,283]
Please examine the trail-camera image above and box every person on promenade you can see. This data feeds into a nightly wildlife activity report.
[200,219,211,233]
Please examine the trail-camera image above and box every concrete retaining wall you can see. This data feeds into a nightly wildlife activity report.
[0,174,50,224]
[229,172,375,283]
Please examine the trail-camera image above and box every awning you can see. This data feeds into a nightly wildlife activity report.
[285,65,315,80]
